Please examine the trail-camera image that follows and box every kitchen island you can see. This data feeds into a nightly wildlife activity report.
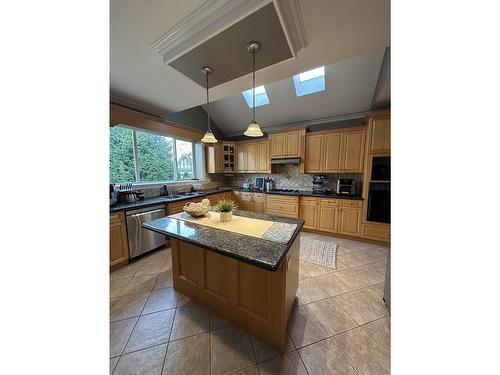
[143,209,303,352]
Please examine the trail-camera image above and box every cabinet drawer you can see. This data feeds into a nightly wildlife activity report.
[319,198,340,206]
[361,223,390,241]
[254,193,266,202]
[340,199,363,208]
[300,197,318,205]
[265,196,299,218]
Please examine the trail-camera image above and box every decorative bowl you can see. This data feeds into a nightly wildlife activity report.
[183,199,211,217]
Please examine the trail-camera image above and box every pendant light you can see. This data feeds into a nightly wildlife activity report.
[201,66,218,143]
[244,41,264,137]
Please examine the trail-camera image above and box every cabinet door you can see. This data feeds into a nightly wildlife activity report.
[337,207,360,236]
[369,117,390,153]
[318,206,337,233]
[270,133,284,158]
[206,146,216,174]
[257,141,269,172]
[341,130,365,172]
[305,134,323,173]
[240,193,254,211]
[236,145,246,172]
[232,191,242,207]
[285,131,301,157]
[110,220,128,267]
[246,143,256,172]
[300,204,318,229]
[215,143,224,172]
[323,133,342,172]
[253,193,265,213]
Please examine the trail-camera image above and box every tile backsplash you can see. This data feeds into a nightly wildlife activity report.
[221,164,363,193]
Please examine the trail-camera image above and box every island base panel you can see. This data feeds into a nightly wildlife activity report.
[171,237,299,353]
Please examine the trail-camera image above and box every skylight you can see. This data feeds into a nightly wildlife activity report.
[241,85,270,108]
[293,66,325,96]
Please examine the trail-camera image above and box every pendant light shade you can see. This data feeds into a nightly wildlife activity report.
[201,66,217,144]
[244,121,263,137]
[244,41,264,138]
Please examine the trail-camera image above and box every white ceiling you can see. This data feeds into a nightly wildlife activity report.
[207,51,386,135]
[110,0,390,116]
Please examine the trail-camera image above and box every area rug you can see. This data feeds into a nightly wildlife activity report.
[299,237,338,269]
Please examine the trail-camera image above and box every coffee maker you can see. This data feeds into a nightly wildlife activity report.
[312,175,326,194]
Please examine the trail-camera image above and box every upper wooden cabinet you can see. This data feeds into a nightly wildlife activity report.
[305,134,323,173]
[305,128,366,173]
[235,140,269,173]
[367,112,390,153]
[269,129,305,158]
[341,129,366,172]
[206,143,223,173]
[323,132,343,172]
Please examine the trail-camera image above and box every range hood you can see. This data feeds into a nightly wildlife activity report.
[270,157,301,165]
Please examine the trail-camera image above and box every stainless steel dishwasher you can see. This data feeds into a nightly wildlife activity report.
[126,205,167,259]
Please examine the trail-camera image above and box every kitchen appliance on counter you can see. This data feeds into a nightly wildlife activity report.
[255,177,264,191]
[242,178,251,189]
[126,205,167,259]
[312,175,326,194]
[336,179,356,196]
[116,183,144,203]
[264,177,274,192]
[110,184,118,206]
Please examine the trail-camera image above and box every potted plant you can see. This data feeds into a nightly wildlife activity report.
[215,199,237,223]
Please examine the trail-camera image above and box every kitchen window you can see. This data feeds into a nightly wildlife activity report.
[109,126,196,184]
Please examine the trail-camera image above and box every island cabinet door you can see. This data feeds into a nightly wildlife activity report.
[110,213,129,269]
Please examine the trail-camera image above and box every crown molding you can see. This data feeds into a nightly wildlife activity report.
[274,0,308,53]
[151,0,268,64]
[225,112,368,137]
[150,0,308,65]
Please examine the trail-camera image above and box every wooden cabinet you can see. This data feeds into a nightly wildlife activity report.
[239,192,254,211]
[253,193,266,213]
[246,143,256,173]
[368,115,390,153]
[269,129,304,158]
[361,222,390,242]
[110,212,129,269]
[305,198,361,236]
[323,133,343,172]
[341,129,366,172]
[265,195,299,218]
[206,143,223,173]
[299,197,318,229]
[235,140,269,173]
[256,140,269,173]
[305,135,323,173]
[270,133,285,158]
[337,207,361,236]
[305,128,366,173]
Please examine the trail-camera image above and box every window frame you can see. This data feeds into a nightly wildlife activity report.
[110,124,198,185]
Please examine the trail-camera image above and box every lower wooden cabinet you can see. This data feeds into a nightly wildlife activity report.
[110,212,129,269]
[299,197,318,229]
[337,207,361,236]
[361,222,390,242]
[253,193,266,213]
[302,197,362,236]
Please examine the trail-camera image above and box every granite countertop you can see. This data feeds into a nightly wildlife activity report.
[110,186,362,213]
[142,210,304,271]
[109,187,234,213]
[233,187,364,200]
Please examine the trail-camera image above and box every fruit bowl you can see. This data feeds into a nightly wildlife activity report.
[183,198,211,217]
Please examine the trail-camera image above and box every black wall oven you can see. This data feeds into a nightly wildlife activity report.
[367,182,390,224]
[371,156,390,181]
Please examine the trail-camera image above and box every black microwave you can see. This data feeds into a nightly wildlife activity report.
[371,156,390,181]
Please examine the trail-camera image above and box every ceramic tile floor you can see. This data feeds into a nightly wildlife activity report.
[110,232,390,375]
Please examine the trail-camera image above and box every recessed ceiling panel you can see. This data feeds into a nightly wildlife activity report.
[168,3,293,88]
